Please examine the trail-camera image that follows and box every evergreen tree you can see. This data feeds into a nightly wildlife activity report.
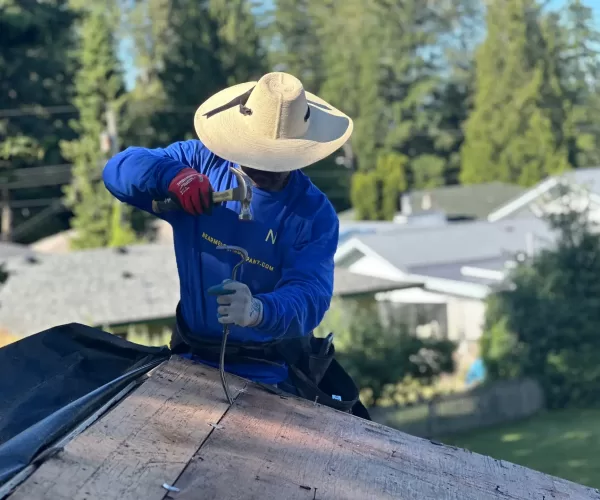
[0,0,78,241]
[264,0,325,93]
[554,0,600,169]
[61,6,137,249]
[118,0,173,148]
[0,0,77,169]
[266,0,361,210]
[315,0,480,217]
[152,0,265,143]
[351,151,408,220]
[460,0,572,186]
[481,185,600,408]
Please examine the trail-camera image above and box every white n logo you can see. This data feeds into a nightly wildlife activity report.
[266,229,277,245]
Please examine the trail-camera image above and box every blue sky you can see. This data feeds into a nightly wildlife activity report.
[120,0,600,90]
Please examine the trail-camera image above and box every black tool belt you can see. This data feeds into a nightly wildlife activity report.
[171,302,371,420]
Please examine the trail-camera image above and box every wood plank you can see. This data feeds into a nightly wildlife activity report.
[171,383,599,500]
[11,356,246,500]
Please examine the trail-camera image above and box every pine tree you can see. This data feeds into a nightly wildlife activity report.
[61,6,137,249]
[0,0,77,169]
[265,0,327,93]
[148,0,265,144]
[460,0,572,186]
[0,0,78,241]
[317,0,479,217]
[350,151,408,220]
[554,0,600,168]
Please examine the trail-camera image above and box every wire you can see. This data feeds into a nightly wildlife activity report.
[0,103,197,118]
[0,105,77,118]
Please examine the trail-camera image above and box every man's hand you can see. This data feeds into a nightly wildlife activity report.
[208,279,263,327]
[168,167,214,215]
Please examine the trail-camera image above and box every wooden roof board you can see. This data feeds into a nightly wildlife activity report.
[10,356,599,500]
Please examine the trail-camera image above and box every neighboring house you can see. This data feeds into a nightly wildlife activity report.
[338,182,526,222]
[0,243,392,340]
[0,244,180,338]
[334,216,558,352]
[332,267,417,298]
[488,167,600,222]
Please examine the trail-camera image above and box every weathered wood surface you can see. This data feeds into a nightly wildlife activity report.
[11,356,246,500]
[170,383,598,500]
[12,356,600,500]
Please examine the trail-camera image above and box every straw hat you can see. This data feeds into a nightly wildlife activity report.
[194,72,353,172]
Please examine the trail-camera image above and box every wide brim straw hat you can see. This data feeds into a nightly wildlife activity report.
[194,72,353,172]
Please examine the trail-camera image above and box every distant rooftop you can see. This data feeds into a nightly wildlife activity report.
[0,241,38,260]
[333,268,416,297]
[488,167,600,222]
[0,244,396,337]
[338,216,557,274]
[338,182,526,222]
[0,244,181,337]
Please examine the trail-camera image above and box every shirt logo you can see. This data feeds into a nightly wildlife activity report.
[265,229,277,245]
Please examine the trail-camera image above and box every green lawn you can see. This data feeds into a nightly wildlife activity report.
[443,409,600,489]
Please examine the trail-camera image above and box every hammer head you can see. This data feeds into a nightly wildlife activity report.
[228,166,255,221]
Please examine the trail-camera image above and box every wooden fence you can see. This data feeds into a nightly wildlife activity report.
[370,378,545,438]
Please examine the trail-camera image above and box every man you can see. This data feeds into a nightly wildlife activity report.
[102,72,353,396]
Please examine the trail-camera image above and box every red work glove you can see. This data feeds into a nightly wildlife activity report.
[167,168,214,215]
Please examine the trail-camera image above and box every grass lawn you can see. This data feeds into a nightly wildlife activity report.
[443,409,600,489]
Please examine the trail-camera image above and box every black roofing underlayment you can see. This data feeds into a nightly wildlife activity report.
[0,323,170,487]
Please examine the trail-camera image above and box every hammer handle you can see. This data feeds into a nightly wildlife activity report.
[152,187,240,214]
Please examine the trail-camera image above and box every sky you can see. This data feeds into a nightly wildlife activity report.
[119,0,600,90]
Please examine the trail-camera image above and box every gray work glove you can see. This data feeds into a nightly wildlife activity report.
[209,279,264,327]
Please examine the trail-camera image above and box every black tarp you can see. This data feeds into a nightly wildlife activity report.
[0,323,170,487]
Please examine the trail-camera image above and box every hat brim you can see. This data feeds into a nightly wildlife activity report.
[194,81,353,172]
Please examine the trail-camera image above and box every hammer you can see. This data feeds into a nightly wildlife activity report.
[151,166,254,220]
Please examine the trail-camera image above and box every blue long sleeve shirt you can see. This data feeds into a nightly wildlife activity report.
[102,139,339,384]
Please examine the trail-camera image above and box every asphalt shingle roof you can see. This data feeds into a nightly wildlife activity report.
[333,268,410,296]
[409,182,527,220]
[410,256,512,286]
[348,217,557,272]
[0,243,406,337]
[337,182,526,221]
[0,242,37,259]
[0,244,180,337]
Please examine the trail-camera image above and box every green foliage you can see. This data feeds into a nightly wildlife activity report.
[412,154,447,190]
[319,299,456,407]
[148,0,266,144]
[350,151,408,220]
[481,183,600,408]
[0,0,78,240]
[461,0,600,187]
[109,201,139,247]
[302,0,480,214]
[61,6,138,250]
[0,0,77,168]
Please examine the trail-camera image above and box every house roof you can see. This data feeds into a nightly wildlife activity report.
[408,182,527,220]
[333,268,418,296]
[0,243,396,337]
[488,167,600,222]
[335,216,557,299]
[410,256,513,287]
[340,217,556,273]
[0,241,38,259]
[337,182,525,221]
[0,244,180,337]
[14,355,597,500]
